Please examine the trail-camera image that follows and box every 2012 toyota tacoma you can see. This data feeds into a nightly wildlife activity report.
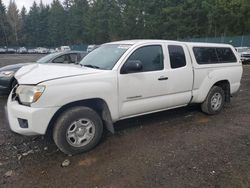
[7,40,243,155]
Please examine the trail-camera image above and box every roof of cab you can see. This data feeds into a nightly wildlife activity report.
[106,39,233,48]
[53,50,85,56]
[185,42,233,48]
[106,39,176,45]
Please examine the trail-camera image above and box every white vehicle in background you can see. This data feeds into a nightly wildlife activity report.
[87,45,99,53]
[27,49,36,54]
[35,47,49,54]
[235,47,250,64]
[235,47,249,53]
[17,47,27,54]
[7,40,243,155]
[49,48,56,54]
[0,48,7,54]
[60,46,71,52]
[7,48,16,54]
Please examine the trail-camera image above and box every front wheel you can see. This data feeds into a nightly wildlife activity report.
[201,86,226,115]
[53,106,103,155]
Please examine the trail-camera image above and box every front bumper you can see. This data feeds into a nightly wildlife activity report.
[6,94,59,136]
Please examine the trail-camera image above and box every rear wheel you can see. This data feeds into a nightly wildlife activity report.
[53,106,103,155]
[201,86,226,115]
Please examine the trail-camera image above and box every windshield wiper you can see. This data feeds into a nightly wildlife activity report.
[83,64,100,69]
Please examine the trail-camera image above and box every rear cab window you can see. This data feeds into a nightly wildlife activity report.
[168,45,187,69]
[193,47,237,65]
[216,48,237,63]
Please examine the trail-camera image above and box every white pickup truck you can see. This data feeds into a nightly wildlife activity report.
[7,40,243,155]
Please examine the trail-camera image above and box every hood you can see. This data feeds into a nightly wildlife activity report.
[0,63,32,72]
[15,63,102,85]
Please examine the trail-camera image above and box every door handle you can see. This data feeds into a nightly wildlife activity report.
[158,76,168,81]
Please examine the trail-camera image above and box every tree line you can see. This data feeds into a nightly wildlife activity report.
[0,0,250,47]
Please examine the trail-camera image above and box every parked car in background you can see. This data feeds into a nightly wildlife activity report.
[0,51,87,94]
[6,40,242,155]
[17,47,27,54]
[49,48,56,53]
[241,51,250,64]
[35,47,49,54]
[7,48,16,54]
[235,47,250,64]
[87,45,100,53]
[60,46,71,51]
[235,47,249,53]
[27,49,36,54]
[0,48,7,54]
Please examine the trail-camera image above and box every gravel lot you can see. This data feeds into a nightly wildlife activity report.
[0,54,250,188]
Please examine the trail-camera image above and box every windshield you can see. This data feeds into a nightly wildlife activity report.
[80,44,132,70]
[36,52,61,63]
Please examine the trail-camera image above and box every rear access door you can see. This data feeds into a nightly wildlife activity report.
[162,43,194,107]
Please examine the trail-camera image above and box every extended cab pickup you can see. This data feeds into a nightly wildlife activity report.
[7,40,243,155]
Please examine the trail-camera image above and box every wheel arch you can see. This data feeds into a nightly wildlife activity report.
[193,78,231,104]
[213,80,231,102]
[46,98,114,135]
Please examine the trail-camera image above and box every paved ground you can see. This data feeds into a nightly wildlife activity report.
[0,54,250,188]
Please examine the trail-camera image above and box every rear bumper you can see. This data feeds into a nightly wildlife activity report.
[6,95,59,136]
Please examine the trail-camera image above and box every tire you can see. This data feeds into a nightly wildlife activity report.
[53,106,103,155]
[201,86,226,115]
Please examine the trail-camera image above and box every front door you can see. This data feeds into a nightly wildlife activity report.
[118,44,170,118]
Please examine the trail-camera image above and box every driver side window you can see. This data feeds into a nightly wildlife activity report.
[126,45,164,72]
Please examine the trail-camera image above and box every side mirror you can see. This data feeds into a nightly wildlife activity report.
[121,60,143,74]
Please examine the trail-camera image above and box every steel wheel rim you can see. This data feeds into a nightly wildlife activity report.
[211,92,222,111]
[66,118,96,147]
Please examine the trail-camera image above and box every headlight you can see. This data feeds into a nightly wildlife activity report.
[16,85,45,106]
[0,71,15,77]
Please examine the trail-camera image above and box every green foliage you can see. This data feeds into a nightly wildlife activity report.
[65,0,89,44]
[0,0,9,46]
[26,2,40,46]
[0,0,250,47]
[7,0,19,45]
[48,0,66,46]
[19,6,27,46]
